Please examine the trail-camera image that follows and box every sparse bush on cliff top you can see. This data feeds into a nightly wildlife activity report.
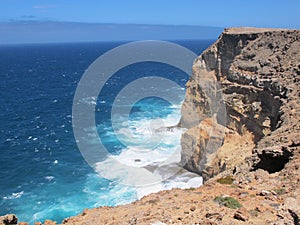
[273,188,287,195]
[216,176,234,184]
[214,196,242,209]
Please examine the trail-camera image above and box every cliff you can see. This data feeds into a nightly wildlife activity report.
[181,27,300,182]
[2,27,300,225]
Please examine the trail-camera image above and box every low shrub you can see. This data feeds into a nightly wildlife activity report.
[216,176,234,184]
[274,188,287,195]
[214,196,242,209]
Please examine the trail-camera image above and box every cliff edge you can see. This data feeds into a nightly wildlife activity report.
[181,27,300,182]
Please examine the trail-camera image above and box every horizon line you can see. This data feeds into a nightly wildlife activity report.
[1,20,226,28]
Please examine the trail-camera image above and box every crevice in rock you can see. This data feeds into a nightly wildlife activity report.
[252,148,293,173]
[259,91,282,131]
[288,209,299,225]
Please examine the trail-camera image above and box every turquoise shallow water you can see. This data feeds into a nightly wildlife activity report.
[0,40,213,223]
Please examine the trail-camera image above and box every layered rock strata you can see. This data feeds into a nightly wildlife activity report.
[180,27,300,181]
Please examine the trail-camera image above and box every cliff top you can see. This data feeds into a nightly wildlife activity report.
[224,27,299,34]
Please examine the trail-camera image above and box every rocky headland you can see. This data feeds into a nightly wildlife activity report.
[2,27,300,225]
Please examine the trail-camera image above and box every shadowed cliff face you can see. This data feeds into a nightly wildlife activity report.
[180,28,300,181]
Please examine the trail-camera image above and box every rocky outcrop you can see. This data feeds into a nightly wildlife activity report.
[0,214,55,225]
[180,27,300,181]
[0,214,18,225]
[44,169,300,224]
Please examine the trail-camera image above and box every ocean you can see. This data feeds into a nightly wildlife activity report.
[0,40,213,223]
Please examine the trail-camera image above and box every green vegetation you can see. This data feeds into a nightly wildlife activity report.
[274,188,287,195]
[187,187,196,192]
[214,196,242,209]
[216,176,234,184]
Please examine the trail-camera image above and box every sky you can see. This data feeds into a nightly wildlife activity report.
[0,0,300,44]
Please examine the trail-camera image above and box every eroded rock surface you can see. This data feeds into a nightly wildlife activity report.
[0,214,18,225]
[180,27,300,181]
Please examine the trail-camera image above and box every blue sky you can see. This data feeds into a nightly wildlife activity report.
[0,0,300,43]
[1,0,300,27]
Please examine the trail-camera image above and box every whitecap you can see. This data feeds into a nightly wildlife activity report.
[3,191,24,200]
[45,176,55,181]
[80,96,97,105]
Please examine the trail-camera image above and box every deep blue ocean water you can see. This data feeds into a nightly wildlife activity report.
[0,40,213,223]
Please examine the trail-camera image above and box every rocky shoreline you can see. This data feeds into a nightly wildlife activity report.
[2,27,299,225]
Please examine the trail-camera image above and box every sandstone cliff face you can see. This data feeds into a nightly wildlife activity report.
[180,27,300,181]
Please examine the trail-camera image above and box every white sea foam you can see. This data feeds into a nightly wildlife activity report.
[80,96,97,105]
[45,176,55,181]
[95,104,203,200]
[3,191,24,200]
